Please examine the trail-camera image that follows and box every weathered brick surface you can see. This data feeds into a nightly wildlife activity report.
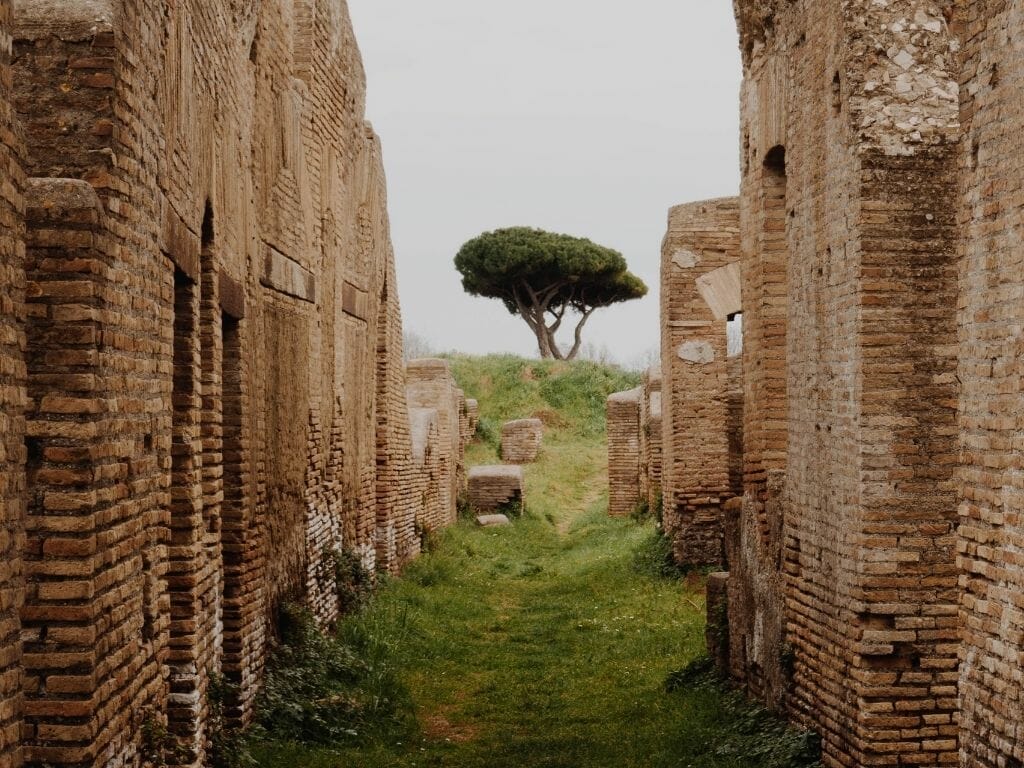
[639,366,662,513]
[956,3,1024,767]
[606,387,642,518]
[467,466,524,516]
[0,3,25,764]
[659,199,738,566]
[501,419,543,465]
[406,359,466,536]
[726,354,743,499]
[719,2,962,765]
[0,1,469,765]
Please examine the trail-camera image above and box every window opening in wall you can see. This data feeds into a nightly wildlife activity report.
[727,313,743,357]
[831,72,842,115]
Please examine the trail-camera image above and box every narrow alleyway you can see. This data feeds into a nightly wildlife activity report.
[252,357,818,768]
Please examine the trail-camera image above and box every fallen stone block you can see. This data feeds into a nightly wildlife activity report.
[468,465,525,516]
[476,514,511,528]
[501,418,544,464]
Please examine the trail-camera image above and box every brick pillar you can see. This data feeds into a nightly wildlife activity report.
[659,198,739,566]
[640,366,662,513]
[732,2,961,762]
[606,388,642,518]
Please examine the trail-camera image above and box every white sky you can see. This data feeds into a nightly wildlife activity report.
[347,1,742,368]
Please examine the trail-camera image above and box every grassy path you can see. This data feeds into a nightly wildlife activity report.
[251,357,820,768]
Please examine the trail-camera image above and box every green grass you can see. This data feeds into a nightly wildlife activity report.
[249,356,820,768]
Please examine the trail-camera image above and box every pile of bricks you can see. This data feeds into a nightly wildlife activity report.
[467,466,525,516]
[501,418,544,464]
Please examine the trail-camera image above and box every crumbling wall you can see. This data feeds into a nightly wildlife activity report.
[659,199,738,566]
[607,388,642,518]
[726,1,962,765]
[956,3,1024,766]
[3,0,459,765]
[639,366,663,513]
[406,358,465,534]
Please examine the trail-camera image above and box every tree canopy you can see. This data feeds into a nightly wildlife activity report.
[454,227,648,360]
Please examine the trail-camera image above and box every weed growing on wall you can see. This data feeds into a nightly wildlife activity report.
[325,547,374,612]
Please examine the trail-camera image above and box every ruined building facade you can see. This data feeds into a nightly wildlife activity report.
[638,0,1024,766]
[0,0,468,766]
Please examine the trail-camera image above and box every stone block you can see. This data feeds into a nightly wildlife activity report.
[500,418,543,464]
[468,466,524,517]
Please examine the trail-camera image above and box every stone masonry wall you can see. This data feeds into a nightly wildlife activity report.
[659,198,738,566]
[956,2,1024,766]
[0,1,467,766]
[726,1,962,765]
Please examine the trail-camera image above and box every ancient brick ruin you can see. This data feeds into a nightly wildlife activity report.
[638,1,1024,766]
[606,387,642,518]
[0,0,469,765]
[639,366,662,514]
[607,366,665,520]
[500,418,544,465]
[658,199,740,565]
[467,465,524,517]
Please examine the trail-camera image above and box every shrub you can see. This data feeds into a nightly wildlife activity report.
[325,547,374,613]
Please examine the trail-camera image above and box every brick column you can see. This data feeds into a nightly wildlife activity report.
[606,388,642,518]
[659,198,739,566]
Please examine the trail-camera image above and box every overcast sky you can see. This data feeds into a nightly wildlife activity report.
[347,1,742,368]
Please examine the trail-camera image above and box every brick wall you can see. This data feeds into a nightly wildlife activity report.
[2,0,466,765]
[0,2,25,763]
[640,366,663,513]
[724,1,962,765]
[659,198,738,566]
[957,2,1024,766]
[406,359,466,535]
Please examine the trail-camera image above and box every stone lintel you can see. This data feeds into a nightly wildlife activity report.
[261,244,316,303]
[219,271,245,319]
[696,262,742,321]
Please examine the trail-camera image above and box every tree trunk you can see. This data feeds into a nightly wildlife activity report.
[563,309,595,361]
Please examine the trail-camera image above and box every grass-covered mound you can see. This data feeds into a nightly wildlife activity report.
[246,355,820,768]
